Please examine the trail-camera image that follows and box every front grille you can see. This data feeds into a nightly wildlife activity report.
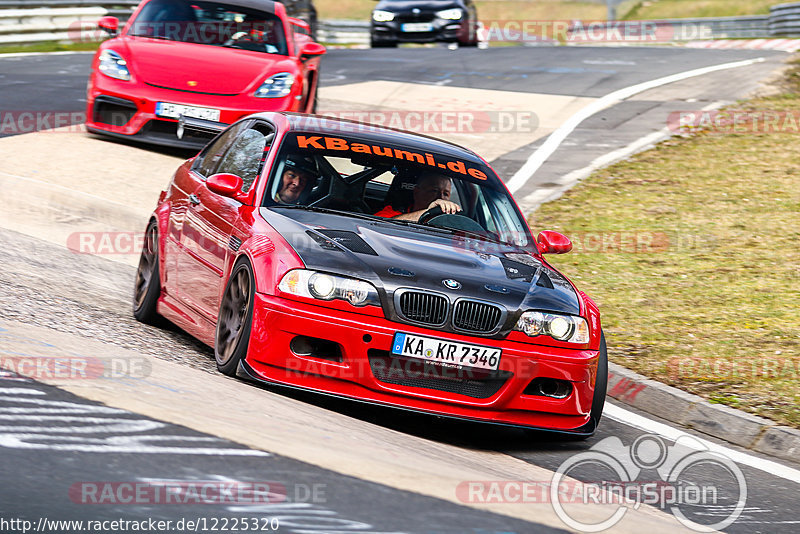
[453,300,503,333]
[142,119,215,143]
[368,350,511,399]
[144,82,237,96]
[398,290,447,326]
[395,12,435,23]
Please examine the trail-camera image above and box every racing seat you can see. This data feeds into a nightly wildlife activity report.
[380,171,417,214]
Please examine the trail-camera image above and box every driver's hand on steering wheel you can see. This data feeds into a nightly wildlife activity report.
[428,199,461,215]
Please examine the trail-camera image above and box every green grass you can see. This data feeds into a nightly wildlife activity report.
[623,0,777,19]
[0,41,101,54]
[316,0,621,22]
[315,0,773,22]
[528,60,800,428]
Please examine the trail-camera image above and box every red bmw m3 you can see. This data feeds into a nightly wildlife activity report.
[85,0,325,149]
[134,112,607,437]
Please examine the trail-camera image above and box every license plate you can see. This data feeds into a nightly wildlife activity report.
[155,102,221,121]
[401,22,433,32]
[391,332,501,371]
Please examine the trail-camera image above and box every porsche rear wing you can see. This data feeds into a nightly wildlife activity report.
[177,115,228,139]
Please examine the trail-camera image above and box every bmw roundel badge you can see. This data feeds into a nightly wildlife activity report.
[442,279,462,290]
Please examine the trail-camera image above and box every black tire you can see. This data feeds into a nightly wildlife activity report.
[309,78,318,114]
[589,332,608,428]
[133,220,162,325]
[215,258,255,376]
[566,332,607,440]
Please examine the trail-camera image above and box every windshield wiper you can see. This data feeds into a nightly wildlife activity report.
[130,34,175,41]
[270,205,380,222]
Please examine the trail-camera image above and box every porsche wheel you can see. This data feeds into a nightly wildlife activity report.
[215,258,255,376]
[133,220,161,325]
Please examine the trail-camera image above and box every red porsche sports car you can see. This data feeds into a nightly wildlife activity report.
[85,0,325,149]
[134,112,607,437]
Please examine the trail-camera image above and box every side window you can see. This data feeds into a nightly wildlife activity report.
[193,120,251,178]
[215,124,274,193]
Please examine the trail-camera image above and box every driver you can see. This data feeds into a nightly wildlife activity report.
[275,155,317,204]
[375,171,461,221]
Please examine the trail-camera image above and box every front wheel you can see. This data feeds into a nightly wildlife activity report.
[215,259,255,376]
[133,220,162,324]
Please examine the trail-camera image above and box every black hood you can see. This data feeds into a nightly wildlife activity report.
[262,208,580,336]
[375,0,462,12]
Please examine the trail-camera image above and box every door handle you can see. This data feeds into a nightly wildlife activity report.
[188,194,200,206]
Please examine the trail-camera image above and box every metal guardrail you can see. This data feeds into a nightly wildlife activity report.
[318,19,369,45]
[0,7,109,45]
[1,3,799,47]
[559,16,771,42]
[770,2,800,36]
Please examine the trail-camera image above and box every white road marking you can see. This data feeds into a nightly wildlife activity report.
[605,403,800,485]
[0,387,44,395]
[506,57,766,194]
[0,386,271,456]
[0,51,95,59]
[517,100,726,211]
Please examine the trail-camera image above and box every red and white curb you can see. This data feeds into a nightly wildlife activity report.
[686,38,800,53]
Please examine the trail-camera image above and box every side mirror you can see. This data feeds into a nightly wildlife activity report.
[300,42,326,58]
[537,230,572,254]
[288,17,311,35]
[207,173,243,198]
[97,16,119,36]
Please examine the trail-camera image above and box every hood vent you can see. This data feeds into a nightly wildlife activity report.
[500,258,538,282]
[315,229,378,256]
[536,271,554,289]
[306,231,342,251]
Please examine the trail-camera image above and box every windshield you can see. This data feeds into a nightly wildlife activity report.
[128,0,287,55]
[265,132,532,248]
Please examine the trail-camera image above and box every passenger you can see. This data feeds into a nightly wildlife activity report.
[375,171,461,221]
[275,155,317,204]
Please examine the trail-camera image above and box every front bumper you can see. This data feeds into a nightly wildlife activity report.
[85,75,298,148]
[245,294,600,432]
[371,20,471,44]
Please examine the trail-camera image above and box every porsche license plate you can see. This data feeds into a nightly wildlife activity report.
[391,333,501,371]
[401,22,433,32]
[155,102,221,121]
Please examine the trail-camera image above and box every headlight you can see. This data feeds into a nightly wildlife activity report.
[278,269,380,307]
[372,10,395,22]
[98,49,131,81]
[514,311,589,344]
[254,72,294,98]
[436,8,463,20]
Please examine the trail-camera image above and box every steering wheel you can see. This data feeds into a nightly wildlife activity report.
[418,206,490,235]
